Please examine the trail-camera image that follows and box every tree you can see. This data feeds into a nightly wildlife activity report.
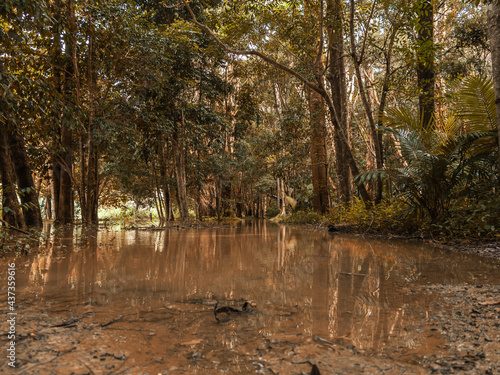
[181,0,372,208]
[0,126,23,228]
[6,129,43,228]
[416,0,435,129]
[1,0,46,229]
[327,0,352,204]
[486,1,500,169]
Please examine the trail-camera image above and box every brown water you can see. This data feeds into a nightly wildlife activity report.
[1,221,499,374]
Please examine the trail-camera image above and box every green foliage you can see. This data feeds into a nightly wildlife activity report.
[265,206,280,218]
[440,12,490,81]
[98,206,154,224]
[281,210,323,224]
[0,227,46,255]
[432,196,500,240]
[331,199,408,233]
[356,74,498,236]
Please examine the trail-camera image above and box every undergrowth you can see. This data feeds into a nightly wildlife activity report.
[278,197,500,241]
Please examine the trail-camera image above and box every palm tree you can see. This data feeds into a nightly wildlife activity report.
[355,75,498,223]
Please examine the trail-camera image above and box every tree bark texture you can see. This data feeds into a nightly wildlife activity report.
[487,2,500,169]
[56,123,74,225]
[53,0,76,225]
[173,114,189,222]
[6,129,43,228]
[327,0,353,203]
[309,91,330,213]
[84,8,99,225]
[0,126,24,228]
[416,0,435,130]
[349,0,383,203]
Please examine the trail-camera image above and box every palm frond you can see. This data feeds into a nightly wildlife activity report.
[456,74,497,133]
[384,106,421,132]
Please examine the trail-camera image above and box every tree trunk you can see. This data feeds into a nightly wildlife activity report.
[173,113,189,222]
[159,142,172,222]
[487,1,500,169]
[349,0,383,203]
[327,0,353,203]
[86,139,99,224]
[54,0,76,225]
[0,126,24,228]
[375,26,399,204]
[7,129,43,228]
[50,163,60,221]
[78,3,99,225]
[416,0,435,130]
[309,91,330,213]
[44,195,52,220]
[57,123,74,224]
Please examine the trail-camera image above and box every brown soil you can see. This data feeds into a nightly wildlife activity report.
[4,282,499,374]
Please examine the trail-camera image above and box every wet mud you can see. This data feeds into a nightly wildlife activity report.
[1,221,499,374]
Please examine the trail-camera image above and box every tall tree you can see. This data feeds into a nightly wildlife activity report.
[181,0,372,205]
[348,0,383,203]
[486,1,500,169]
[308,0,331,212]
[0,126,24,228]
[416,0,435,129]
[327,0,352,203]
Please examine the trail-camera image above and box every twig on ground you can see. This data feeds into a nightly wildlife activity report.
[100,314,125,327]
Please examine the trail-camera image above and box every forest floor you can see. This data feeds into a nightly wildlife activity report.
[4,282,500,374]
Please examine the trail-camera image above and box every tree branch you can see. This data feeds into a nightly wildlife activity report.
[181,0,321,94]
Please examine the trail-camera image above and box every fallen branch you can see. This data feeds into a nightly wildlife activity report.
[0,218,30,234]
[100,314,125,327]
[50,317,84,328]
[102,327,155,332]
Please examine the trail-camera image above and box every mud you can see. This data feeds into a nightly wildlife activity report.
[1,221,499,374]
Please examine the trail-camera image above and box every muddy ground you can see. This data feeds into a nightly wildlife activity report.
[3,283,499,374]
[1,225,499,374]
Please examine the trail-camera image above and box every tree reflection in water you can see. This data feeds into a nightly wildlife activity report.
[8,220,499,355]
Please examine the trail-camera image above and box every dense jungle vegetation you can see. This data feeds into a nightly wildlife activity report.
[1,0,499,240]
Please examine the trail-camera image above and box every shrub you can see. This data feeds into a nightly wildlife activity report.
[326,199,408,233]
[281,210,323,224]
[266,206,280,218]
[432,196,500,239]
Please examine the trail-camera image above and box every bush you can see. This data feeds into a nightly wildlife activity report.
[432,196,500,239]
[281,210,323,224]
[326,199,408,233]
[266,206,280,218]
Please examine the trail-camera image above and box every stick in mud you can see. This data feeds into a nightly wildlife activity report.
[100,314,126,327]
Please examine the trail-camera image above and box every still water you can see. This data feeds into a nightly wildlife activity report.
[1,220,499,373]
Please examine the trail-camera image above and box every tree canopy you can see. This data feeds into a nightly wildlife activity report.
[0,0,498,238]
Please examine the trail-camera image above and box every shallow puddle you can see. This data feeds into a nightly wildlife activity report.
[1,221,499,374]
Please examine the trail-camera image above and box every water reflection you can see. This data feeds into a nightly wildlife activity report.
[2,221,499,354]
